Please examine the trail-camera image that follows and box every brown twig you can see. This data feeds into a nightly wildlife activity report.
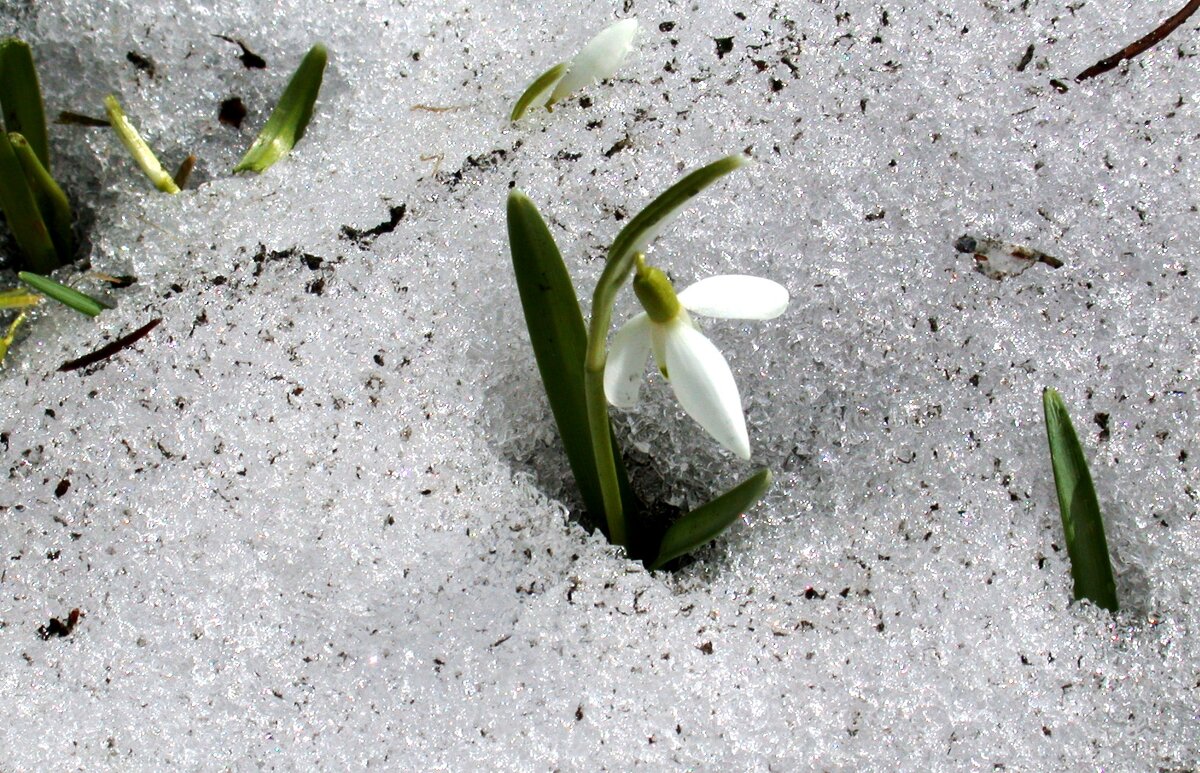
[58,318,162,372]
[173,155,197,189]
[56,111,110,127]
[1076,0,1200,81]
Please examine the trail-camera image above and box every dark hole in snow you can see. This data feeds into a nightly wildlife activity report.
[219,97,247,129]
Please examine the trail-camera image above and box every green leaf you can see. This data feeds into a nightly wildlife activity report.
[18,271,107,317]
[607,154,749,273]
[507,190,636,524]
[0,288,42,310]
[0,127,57,272]
[511,61,567,121]
[649,469,772,570]
[234,43,327,173]
[0,39,50,171]
[9,132,72,260]
[1043,388,1118,612]
[104,95,180,194]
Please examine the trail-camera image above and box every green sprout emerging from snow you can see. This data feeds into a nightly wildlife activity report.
[104,95,180,194]
[508,156,785,567]
[1043,388,1119,612]
[0,38,71,273]
[235,43,327,173]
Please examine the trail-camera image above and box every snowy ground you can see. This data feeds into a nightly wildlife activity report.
[1,0,1197,769]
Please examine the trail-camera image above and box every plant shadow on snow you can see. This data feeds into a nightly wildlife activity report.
[484,365,730,571]
[1103,499,1153,618]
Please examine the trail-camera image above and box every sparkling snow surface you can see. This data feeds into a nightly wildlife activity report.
[1,1,1198,769]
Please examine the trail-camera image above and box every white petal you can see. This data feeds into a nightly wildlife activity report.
[677,275,789,320]
[549,18,639,104]
[660,321,751,460]
[604,312,652,408]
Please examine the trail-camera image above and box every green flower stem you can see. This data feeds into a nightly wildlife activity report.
[584,248,641,548]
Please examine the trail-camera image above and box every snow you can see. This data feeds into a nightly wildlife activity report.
[1,0,1197,769]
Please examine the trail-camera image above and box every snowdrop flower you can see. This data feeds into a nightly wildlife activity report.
[604,255,789,460]
[511,18,639,120]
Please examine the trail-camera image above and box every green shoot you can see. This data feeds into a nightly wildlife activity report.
[234,43,327,173]
[104,95,180,194]
[18,271,108,318]
[10,132,73,258]
[0,127,58,272]
[511,62,567,121]
[0,38,50,170]
[1043,388,1119,612]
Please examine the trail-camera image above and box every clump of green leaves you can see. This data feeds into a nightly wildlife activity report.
[0,39,330,365]
[509,157,782,568]
[1043,388,1119,612]
[234,43,327,173]
[0,38,71,273]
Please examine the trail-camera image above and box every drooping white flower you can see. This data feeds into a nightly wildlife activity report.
[511,18,639,120]
[604,256,789,460]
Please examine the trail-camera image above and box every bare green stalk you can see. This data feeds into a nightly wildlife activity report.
[104,95,180,194]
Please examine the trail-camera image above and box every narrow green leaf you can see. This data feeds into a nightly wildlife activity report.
[511,62,567,121]
[0,310,29,364]
[234,43,327,173]
[0,39,50,171]
[0,128,57,273]
[507,190,636,524]
[9,132,73,260]
[104,95,180,194]
[0,288,41,310]
[1043,388,1118,612]
[607,154,749,272]
[649,469,772,570]
[18,271,107,317]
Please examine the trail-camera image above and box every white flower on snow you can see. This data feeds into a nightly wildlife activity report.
[548,18,639,106]
[512,18,639,120]
[604,255,789,460]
